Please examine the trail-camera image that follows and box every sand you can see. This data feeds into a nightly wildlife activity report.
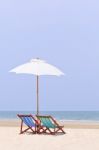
[0,120,99,150]
[0,127,99,150]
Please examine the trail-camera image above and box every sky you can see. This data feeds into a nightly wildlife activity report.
[0,0,99,111]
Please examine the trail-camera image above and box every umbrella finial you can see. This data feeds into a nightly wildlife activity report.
[30,58,45,63]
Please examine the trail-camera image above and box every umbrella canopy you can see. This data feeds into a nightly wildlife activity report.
[10,59,64,76]
[10,58,64,115]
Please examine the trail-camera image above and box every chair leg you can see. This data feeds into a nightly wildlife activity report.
[55,127,65,134]
[45,128,54,134]
[20,120,23,134]
[30,127,36,134]
[20,127,30,134]
[37,126,45,134]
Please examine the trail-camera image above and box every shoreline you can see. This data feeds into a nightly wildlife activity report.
[0,119,99,128]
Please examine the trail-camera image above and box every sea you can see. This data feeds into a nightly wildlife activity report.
[0,111,99,121]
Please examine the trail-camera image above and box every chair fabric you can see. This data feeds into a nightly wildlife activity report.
[21,116,35,127]
[39,117,56,128]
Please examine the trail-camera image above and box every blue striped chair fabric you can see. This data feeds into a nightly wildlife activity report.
[21,116,35,127]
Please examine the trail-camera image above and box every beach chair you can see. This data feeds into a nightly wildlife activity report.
[36,115,65,134]
[17,114,37,134]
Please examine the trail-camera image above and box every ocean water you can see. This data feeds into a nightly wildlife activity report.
[0,111,99,121]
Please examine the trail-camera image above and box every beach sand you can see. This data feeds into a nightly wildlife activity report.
[0,120,99,150]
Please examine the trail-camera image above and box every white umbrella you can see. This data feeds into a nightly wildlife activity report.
[10,58,64,115]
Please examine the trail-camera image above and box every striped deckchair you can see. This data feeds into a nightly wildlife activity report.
[36,115,65,134]
[17,114,37,134]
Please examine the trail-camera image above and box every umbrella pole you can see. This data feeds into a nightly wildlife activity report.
[36,75,39,115]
